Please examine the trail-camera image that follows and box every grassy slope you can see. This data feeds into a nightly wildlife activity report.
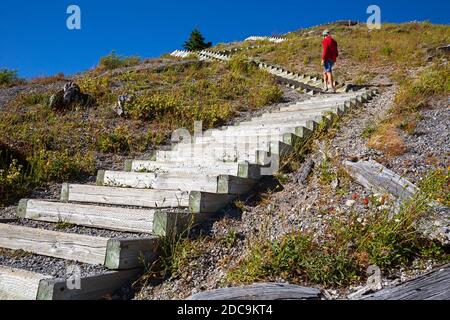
[0,55,281,204]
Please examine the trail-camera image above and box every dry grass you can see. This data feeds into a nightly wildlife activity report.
[246,22,450,82]
[368,124,407,156]
[29,73,66,85]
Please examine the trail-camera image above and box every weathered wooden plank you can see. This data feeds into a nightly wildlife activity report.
[343,160,450,245]
[360,265,450,300]
[0,266,51,300]
[217,175,259,195]
[98,170,220,193]
[189,191,237,214]
[188,283,322,300]
[105,237,159,269]
[126,160,261,179]
[17,199,155,234]
[37,269,142,300]
[0,224,108,265]
[342,160,417,200]
[212,118,319,136]
[155,148,259,163]
[61,183,190,209]
[98,171,259,195]
[254,105,345,122]
[61,184,234,214]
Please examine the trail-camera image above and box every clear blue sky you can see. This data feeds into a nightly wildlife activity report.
[1,0,449,78]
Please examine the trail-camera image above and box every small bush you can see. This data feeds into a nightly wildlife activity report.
[97,126,131,153]
[28,149,95,183]
[98,51,141,70]
[0,68,20,87]
[381,46,394,56]
[228,56,253,74]
[0,159,27,203]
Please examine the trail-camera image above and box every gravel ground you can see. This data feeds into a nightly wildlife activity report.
[5,218,149,238]
[0,248,109,278]
[134,86,450,300]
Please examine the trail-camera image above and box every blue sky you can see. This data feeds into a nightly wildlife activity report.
[1,0,449,78]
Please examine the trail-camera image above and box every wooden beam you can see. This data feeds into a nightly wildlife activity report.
[17,199,155,234]
[0,224,160,269]
[343,160,450,245]
[104,237,159,270]
[360,265,450,300]
[37,269,142,300]
[0,223,108,265]
[61,183,190,209]
[188,283,322,300]
[0,266,51,300]
[98,170,259,195]
[342,160,417,200]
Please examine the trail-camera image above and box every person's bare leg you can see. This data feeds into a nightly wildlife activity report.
[326,72,334,92]
[328,72,336,92]
[323,72,329,91]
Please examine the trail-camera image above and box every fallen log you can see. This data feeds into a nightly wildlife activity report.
[187,283,322,300]
[359,264,450,300]
[342,160,450,245]
[293,159,314,185]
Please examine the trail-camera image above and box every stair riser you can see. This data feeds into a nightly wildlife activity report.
[0,224,159,269]
[125,160,261,180]
[61,183,190,209]
[97,171,258,195]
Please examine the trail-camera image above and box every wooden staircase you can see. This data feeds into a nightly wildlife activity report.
[0,87,378,300]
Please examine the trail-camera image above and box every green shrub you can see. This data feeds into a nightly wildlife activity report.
[0,159,27,203]
[28,149,95,183]
[228,56,253,74]
[98,51,141,70]
[97,126,131,153]
[0,69,20,87]
[381,46,394,56]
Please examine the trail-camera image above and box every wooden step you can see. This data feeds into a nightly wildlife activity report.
[242,106,345,126]
[0,266,142,300]
[37,269,142,300]
[61,183,190,209]
[97,171,259,195]
[172,140,291,158]
[0,223,159,269]
[195,131,308,146]
[217,116,325,133]
[0,266,51,300]
[124,160,261,180]
[61,184,236,214]
[17,199,155,234]
[260,103,348,120]
[208,122,318,138]
[154,147,260,163]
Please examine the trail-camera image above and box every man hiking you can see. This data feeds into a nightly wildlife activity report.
[321,30,339,92]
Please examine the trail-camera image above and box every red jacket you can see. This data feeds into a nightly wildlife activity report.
[322,36,339,62]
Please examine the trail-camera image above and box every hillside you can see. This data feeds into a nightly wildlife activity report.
[0,21,449,300]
